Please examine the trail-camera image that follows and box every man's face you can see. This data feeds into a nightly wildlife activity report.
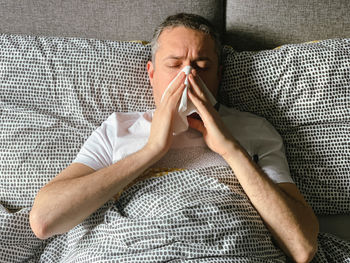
[147,26,221,107]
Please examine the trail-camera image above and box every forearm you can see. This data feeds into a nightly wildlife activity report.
[30,146,160,239]
[186,73,317,262]
[222,140,318,263]
[30,72,185,240]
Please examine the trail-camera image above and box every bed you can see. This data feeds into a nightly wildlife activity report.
[0,0,349,262]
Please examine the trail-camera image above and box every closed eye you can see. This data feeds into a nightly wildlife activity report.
[193,65,210,71]
[166,64,181,68]
[193,61,211,71]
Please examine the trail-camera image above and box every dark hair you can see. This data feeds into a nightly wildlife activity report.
[150,13,222,65]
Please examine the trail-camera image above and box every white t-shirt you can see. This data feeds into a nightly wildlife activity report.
[73,105,294,184]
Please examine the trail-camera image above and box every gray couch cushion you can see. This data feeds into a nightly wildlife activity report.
[0,0,224,42]
[225,0,350,51]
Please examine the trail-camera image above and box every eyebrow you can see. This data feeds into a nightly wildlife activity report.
[163,55,212,62]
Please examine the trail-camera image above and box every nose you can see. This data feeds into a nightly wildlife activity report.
[183,61,197,75]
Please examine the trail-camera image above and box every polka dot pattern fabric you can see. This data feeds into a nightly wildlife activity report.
[1,167,349,262]
[1,167,288,262]
[0,34,155,209]
[0,34,350,261]
[219,39,350,214]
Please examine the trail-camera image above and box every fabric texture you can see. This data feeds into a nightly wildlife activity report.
[0,34,349,215]
[0,0,224,43]
[219,39,350,214]
[73,105,293,184]
[0,34,154,210]
[225,0,350,50]
[0,167,349,262]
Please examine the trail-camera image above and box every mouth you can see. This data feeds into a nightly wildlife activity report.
[188,112,202,121]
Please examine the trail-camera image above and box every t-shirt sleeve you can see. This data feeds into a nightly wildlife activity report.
[256,119,294,184]
[72,114,115,171]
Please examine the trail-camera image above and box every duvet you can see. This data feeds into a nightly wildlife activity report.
[1,167,349,262]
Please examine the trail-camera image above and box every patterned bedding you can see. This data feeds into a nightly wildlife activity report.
[1,167,350,262]
[0,34,349,262]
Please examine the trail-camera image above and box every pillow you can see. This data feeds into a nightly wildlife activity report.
[220,39,350,214]
[0,34,154,209]
[0,33,349,215]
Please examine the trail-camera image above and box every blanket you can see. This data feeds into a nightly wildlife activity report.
[1,167,349,262]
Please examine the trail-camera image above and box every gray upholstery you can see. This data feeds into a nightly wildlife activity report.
[318,215,350,241]
[0,0,224,42]
[2,0,350,50]
[225,0,350,50]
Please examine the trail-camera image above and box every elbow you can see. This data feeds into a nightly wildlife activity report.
[292,230,319,263]
[29,208,51,240]
[289,223,319,263]
[294,212,319,263]
[293,243,318,263]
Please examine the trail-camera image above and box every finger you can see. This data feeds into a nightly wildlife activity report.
[165,83,186,111]
[188,86,215,124]
[191,68,197,75]
[187,88,206,114]
[171,83,186,104]
[163,72,186,99]
[187,116,206,135]
[188,74,209,103]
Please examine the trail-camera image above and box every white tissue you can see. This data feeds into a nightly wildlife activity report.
[160,65,217,135]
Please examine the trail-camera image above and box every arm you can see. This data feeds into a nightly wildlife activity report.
[220,143,318,263]
[30,147,160,240]
[30,73,187,240]
[187,73,318,263]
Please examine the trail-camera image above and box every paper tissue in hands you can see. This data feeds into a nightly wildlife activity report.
[161,65,217,135]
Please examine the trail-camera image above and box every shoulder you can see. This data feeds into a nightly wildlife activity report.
[96,110,154,143]
[219,105,278,134]
[89,111,152,144]
[218,105,285,156]
[218,106,293,184]
[219,105,265,130]
[101,111,153,128]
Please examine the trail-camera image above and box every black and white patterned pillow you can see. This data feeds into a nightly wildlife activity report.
[0,34,349,214]
[220,39,350,214]
[0,34,154,209]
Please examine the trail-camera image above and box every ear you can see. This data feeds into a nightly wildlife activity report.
[147,61,155,87]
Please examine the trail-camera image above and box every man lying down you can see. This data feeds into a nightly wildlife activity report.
[30,13,319,263]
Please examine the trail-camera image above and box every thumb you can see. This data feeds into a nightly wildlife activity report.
[187,116,206,134]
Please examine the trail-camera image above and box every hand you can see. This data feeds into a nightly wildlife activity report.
[187,72,236,157]
[145,72,186,158]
